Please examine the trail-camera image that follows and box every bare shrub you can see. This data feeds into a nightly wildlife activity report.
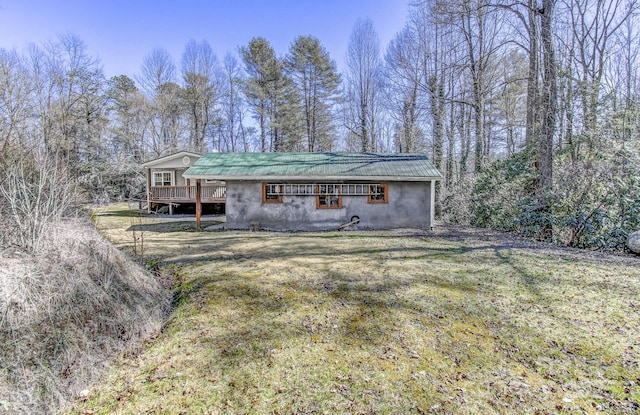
[0,219,169,414]
[441,175,476,225]
[0,150,76,252]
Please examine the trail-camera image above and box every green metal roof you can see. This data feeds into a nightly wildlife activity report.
[183,152,441,181]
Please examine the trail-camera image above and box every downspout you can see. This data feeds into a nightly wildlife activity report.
[430,180,435,231]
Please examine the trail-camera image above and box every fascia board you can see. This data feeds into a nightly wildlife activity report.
[182,174,441,182]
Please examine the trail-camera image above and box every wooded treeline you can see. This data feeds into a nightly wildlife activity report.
[1,0,639,251]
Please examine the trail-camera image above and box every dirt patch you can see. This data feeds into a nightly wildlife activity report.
[432,223,639,263]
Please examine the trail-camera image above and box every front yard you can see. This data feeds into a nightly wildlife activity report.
[71,203,640,414]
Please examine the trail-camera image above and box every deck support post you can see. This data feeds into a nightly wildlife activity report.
[196,179,202,231]
[146,168,152,214]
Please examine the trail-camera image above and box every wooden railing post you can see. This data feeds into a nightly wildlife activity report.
[146,169,152,213]
[196,179,202,231]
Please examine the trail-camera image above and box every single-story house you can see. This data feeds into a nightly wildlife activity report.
[182,152,441,231]
[141,151,225,214]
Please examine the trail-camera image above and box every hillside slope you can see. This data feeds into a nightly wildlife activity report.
[0,216,169,414]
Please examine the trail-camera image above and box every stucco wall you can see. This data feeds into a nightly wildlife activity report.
[225,180,433,231]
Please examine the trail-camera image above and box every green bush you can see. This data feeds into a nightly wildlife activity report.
[470,149,537,232]
[468,147,640,252]
[552,150,640,250]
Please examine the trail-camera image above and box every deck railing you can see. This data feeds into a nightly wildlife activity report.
[200,185,226,200]
[149,185,226,202]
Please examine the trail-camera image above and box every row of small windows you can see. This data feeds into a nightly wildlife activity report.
[263,183,388,208]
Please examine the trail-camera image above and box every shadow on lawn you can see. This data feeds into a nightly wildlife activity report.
[158,235,543,269]
[126,221,223,233]
[164,255,505,394]
[492,248,543,298]
[173,274,310,365]
[95,209,143,218]
[143,227,639,305]
[157,231,638,323]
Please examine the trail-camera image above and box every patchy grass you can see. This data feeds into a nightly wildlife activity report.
[70,203,640,414]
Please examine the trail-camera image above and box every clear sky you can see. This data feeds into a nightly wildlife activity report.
[0,0,409,80]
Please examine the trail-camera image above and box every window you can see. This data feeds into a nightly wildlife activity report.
[283,184,314,195]
[262,183,283,203]
[368,183,388,204]
[316,184,342,209]
[341,184,368,195]
[153,171,173,186]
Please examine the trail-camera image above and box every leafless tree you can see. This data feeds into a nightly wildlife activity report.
[137,48,177,96]
[219,53,247,152]
[344,18,384,152]
[106,75,149,162]
[538,0,557,197]
[562,0,639,153]
[384,26,426,153]
[25,34,107,175]
[406,2,451,217]
[137,48,185,156]
[0,49,32,152]
[181,39,222,152]
[458,0,505,171]
[609,11,640,145]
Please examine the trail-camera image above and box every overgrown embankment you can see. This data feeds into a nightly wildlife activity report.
[0,218,169,414]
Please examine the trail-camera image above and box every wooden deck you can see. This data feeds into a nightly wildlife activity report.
[149,185,226,203]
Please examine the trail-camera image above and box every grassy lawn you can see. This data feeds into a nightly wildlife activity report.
[70,203,640,414]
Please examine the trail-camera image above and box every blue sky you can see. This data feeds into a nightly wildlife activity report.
[0,0,409,79]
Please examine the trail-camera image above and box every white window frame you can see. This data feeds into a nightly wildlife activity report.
[152,171,174,186]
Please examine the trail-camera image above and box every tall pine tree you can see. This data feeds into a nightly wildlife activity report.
[285,36,341,152]
[240,37,290,152]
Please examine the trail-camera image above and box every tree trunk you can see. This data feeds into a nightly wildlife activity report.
[537,0,557,239]
[525,0,540,148]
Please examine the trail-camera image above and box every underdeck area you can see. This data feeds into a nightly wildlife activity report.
[146,185,226,215]
[147,202,225,215]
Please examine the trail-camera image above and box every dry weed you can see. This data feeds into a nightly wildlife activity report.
[0,217,169,414]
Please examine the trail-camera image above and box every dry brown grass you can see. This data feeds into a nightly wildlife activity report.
[69,203,640,414]
[0,216,169,414]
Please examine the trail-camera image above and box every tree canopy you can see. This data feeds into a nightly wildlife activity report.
[1,0,639,251]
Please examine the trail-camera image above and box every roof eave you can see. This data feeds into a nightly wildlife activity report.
[183,174,442,182]
[141,151,202,168]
